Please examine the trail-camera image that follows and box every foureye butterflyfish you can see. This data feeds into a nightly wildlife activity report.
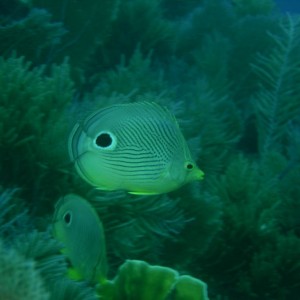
[68,102,204,195]
[52,193,107,283]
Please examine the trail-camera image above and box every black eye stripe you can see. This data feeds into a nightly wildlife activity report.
[63,212,72,225]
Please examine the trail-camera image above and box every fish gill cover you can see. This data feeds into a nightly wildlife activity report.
[0,0,300,299]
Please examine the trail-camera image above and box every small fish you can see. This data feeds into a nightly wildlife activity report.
[68,102,204,195]
[52,193,107,283]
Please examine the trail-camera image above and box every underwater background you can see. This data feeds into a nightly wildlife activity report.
[0,0,300,299]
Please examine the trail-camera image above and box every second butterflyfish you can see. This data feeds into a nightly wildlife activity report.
[68,101,204,195]
[52,193,107,283]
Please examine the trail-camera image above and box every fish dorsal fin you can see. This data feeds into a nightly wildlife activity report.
[83,102,179,130]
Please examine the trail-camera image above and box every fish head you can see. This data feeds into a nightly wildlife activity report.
[167,157,204,188]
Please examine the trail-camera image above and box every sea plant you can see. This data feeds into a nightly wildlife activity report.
[251,15,300,156]
[0,187,29,239]
[97,260,209,300]
[0,54,74,212]
[0,238,49,300]
[0,3,65,65]
[31,0,119,67]
[90,191,189,268]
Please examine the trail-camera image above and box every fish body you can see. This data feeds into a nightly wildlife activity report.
[69,102,204,194]
[53,194,107,283]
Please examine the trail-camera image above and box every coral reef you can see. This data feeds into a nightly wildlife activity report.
[97,260,208,300]
[0,239,49,300]
[0,0,300,299]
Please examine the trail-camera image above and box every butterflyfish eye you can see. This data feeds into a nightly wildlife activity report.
[186,163,194,170]
[63,211,72,225]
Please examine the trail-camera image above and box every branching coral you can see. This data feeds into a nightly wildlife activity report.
[0,187,31,241]
[12,231,99,300]
[178,80,242,176]
[85,0,175,77]
[0,238,49,300]
[0,54,74,211]
[31,0,120,67]
[252,15,300,156]
[89,191,188,268]
[232,0,274,16]
[0,6,65,65]
[90,47,170,98]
